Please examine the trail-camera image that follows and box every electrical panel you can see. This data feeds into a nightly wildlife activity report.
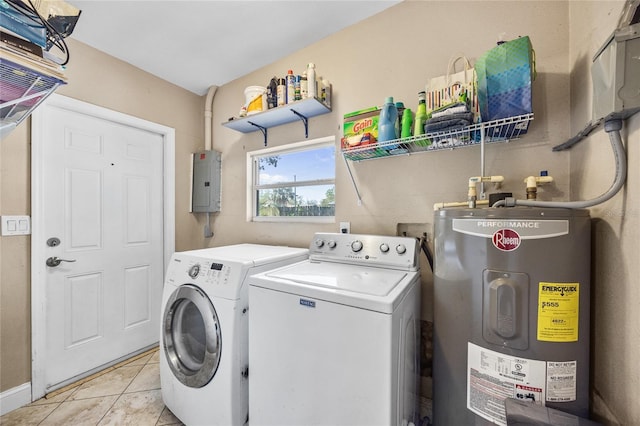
[592,22,640,120]
[191,150,221,213]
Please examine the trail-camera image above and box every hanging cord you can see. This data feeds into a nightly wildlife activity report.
[5,0,70,65]
[418,235,434,272]
[492,119,626,209]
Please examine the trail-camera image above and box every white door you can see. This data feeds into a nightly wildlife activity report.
[31,95,175,398]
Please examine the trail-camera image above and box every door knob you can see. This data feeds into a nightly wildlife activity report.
[46,256,76,267]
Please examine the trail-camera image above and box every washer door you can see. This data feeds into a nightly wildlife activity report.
[163,284,222,388]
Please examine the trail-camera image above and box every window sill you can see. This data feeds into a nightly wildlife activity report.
[251,216,335,224]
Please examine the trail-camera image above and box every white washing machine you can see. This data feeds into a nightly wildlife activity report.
[159,244,308,426]
[248,233,421,426]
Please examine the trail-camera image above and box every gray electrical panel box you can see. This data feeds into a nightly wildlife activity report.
[191,150,221,213]
[592,22,640,120]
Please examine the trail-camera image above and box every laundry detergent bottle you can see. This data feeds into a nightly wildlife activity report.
[378,97,399,149]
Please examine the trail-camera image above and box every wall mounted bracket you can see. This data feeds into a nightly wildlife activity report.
[248,121,268,146]
[290,109,309,138]
[222,97,331,146]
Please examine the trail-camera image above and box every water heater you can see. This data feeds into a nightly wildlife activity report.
[433,207,591,425]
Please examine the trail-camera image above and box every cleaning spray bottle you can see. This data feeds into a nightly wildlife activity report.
[414,91,430,147]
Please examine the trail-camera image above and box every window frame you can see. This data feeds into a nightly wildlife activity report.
[246,136,336,223]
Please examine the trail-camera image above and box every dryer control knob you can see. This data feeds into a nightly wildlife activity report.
[314,239,324,248]
[396,244,407,254]
[327,240,337,249]
[380,243,390,253]
[351,240,363,252]
[188,264,200,278]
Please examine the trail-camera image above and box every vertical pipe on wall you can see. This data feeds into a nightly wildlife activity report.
[204,85,218,151]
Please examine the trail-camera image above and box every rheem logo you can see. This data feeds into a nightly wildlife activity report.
[492,229,521,251]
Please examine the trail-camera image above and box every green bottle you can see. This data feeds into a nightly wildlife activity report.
[414,91,427,136]
[401,108,413,138]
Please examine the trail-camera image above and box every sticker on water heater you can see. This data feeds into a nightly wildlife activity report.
[467,342,547,426]
[492,229,521,251]
[546,361,577,402]
[537,282,579,342]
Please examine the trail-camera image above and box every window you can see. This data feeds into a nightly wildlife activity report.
[247,136,335,222]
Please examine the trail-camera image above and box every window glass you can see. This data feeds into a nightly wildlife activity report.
[248,137,335,222]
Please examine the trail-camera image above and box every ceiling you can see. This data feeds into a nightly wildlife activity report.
[68,1,400,95]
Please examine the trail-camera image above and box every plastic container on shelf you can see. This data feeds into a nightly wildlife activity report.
[378,97,399,149]
[401,108,413,138]
[321,77,331,107]
[414,91,430,146]
[276,78,286,107]
[245,86,267,115]
[294,75,301,101]
[306,63,317,98]
[286,69,296,104]
[300,72,308,99]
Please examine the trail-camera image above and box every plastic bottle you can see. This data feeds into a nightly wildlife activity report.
[401,108,413,138]
[294,75,301,101]
[378,97,399,149]
[321,77,331,107]
[277,78,286,107]
[306,63,317,98]
[414,91,427,136]
[300,72,308,99]
[267,77,277,109]
[286,69,296,104]
[395,101,405,133]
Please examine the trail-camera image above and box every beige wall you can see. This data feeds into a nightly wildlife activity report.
[0,39,204,391]
[211,1,571,250]
[210,1,571,343]
[1,1,637,423]
[569,1,640,424]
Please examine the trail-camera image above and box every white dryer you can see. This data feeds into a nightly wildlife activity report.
[160,244,308,426]
[248,233,421,426]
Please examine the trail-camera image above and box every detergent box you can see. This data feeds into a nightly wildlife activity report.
[342,106,380,150]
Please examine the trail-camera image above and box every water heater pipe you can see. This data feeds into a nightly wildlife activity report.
[204,85,218,151]
[468,176,504,208]
[524,175,554,200]
[494,119,626,208]
[434,200,490,210]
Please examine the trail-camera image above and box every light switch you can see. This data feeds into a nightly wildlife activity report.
[1,215,31,236]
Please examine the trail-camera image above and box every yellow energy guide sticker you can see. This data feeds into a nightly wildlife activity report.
[537,282,579,342]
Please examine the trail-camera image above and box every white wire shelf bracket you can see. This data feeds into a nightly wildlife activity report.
[342,113,534,162]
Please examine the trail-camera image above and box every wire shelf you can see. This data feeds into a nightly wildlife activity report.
[1,55,66,135]
[342,113,534,161]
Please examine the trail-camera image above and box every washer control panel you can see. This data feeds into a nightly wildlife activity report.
[309,232,418,270]
[183,260,232,286]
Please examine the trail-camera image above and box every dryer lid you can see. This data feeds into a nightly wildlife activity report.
[180,244,308,267]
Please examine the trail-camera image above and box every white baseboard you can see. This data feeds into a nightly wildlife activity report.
[0,382,31,416]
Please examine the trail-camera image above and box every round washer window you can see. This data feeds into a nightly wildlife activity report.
[163,284,222,388]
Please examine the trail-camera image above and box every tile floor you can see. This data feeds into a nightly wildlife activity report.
[1,347,183,426]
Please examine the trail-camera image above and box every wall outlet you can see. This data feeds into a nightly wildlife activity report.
[1,215,31,236]
[339,221,351,234]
